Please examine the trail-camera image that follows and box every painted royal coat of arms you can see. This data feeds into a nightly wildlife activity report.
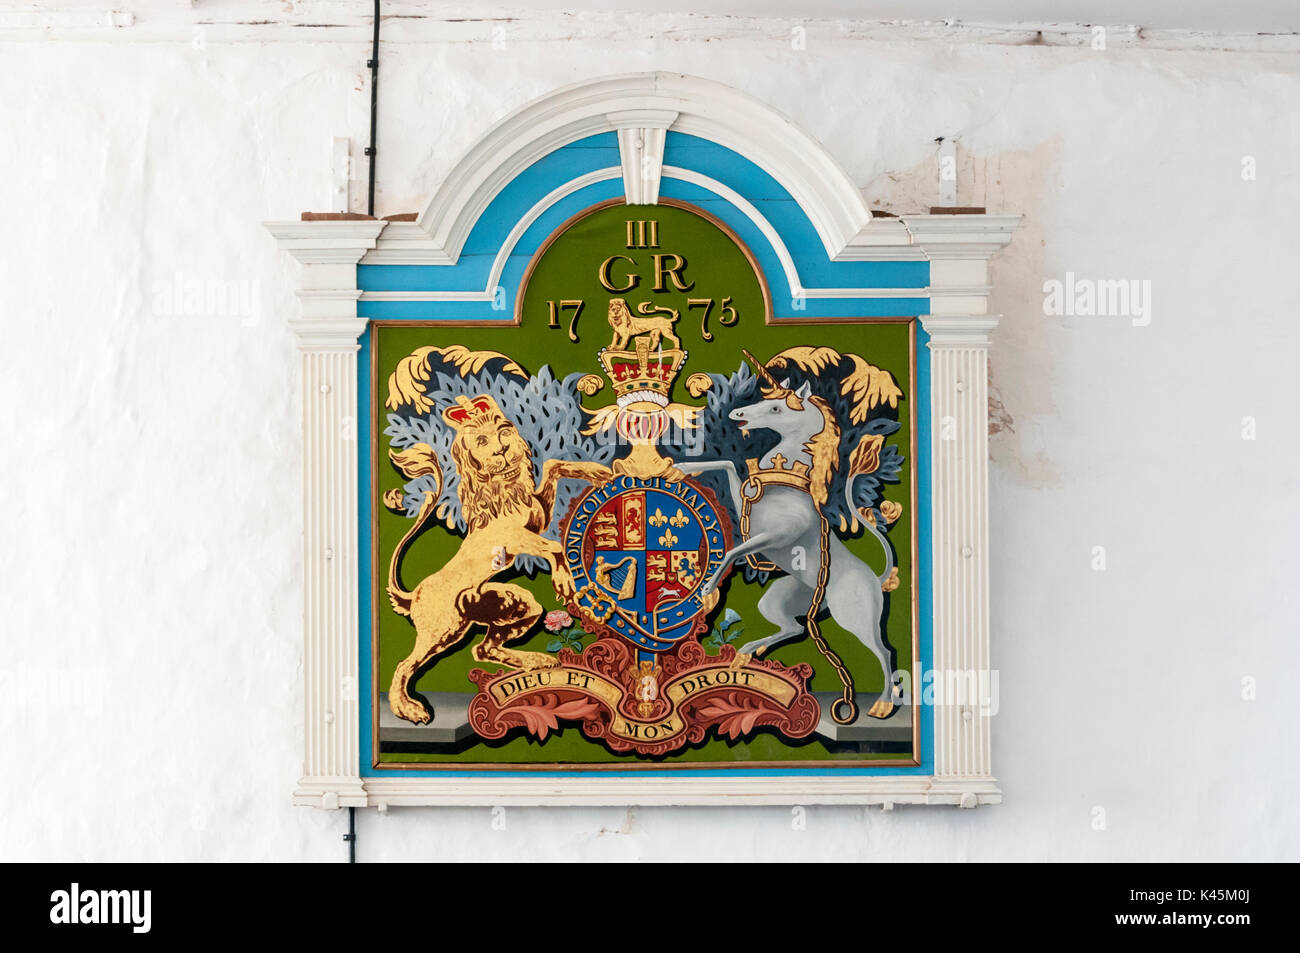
[371,199,919,768]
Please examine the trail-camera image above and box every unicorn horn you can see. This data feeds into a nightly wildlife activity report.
[742,349,785,392]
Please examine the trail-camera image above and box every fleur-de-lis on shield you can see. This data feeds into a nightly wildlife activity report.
[658,528,678,547]
[649,508,668,527]
[669,507,688,528]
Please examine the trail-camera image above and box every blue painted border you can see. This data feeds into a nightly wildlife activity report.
[359,329,374,771]
[356,132,937,778]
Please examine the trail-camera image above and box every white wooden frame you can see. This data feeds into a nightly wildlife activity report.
[268,72,1017,809]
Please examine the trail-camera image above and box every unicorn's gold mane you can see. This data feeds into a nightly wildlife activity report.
[754,379,841,509]
[802,395,840,509]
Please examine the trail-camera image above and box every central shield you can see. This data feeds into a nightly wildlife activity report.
[562,474,731,652]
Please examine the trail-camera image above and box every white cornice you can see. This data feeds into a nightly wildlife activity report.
[900,214,1023,259]
[266,220,389,265]
[920,314,1002,345]
[267,223,379,350]
[288,316,368,352]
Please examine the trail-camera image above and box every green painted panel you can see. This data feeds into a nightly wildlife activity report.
[372,201,918,767]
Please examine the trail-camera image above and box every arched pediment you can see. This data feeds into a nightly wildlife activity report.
[407,71,877,265]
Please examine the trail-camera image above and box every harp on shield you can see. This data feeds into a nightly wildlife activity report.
[594,555,638,600]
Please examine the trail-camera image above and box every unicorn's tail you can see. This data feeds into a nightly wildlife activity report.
[845,478,899,593]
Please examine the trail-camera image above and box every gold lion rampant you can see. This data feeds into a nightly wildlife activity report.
[384,393,610,725]
[607,297,681,350]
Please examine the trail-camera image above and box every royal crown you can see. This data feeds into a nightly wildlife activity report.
[599,336,687,408]
[442,394,504,429]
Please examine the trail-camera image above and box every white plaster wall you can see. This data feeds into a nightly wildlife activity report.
[2,16,1297,861]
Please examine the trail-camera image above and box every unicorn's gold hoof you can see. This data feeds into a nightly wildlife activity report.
[730,652,752,670]
[866,700,895,719]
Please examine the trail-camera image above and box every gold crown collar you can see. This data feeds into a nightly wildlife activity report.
[745,455,812,491]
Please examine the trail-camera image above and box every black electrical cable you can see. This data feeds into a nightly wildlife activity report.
[345,806,357,863]
[365,1,380,216]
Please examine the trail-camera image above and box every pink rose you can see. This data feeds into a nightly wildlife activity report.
[544,610,573,632]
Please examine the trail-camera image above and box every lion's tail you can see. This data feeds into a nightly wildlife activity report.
[386,444,443,615]
[387,489,439,616]
[636,300,679,321]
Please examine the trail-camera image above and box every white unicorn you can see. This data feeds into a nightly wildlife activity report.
[676,356,902,720]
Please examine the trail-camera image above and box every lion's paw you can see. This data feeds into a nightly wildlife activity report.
[514,651,561,671]
[552,572,578,602]
[391,698,432,725]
